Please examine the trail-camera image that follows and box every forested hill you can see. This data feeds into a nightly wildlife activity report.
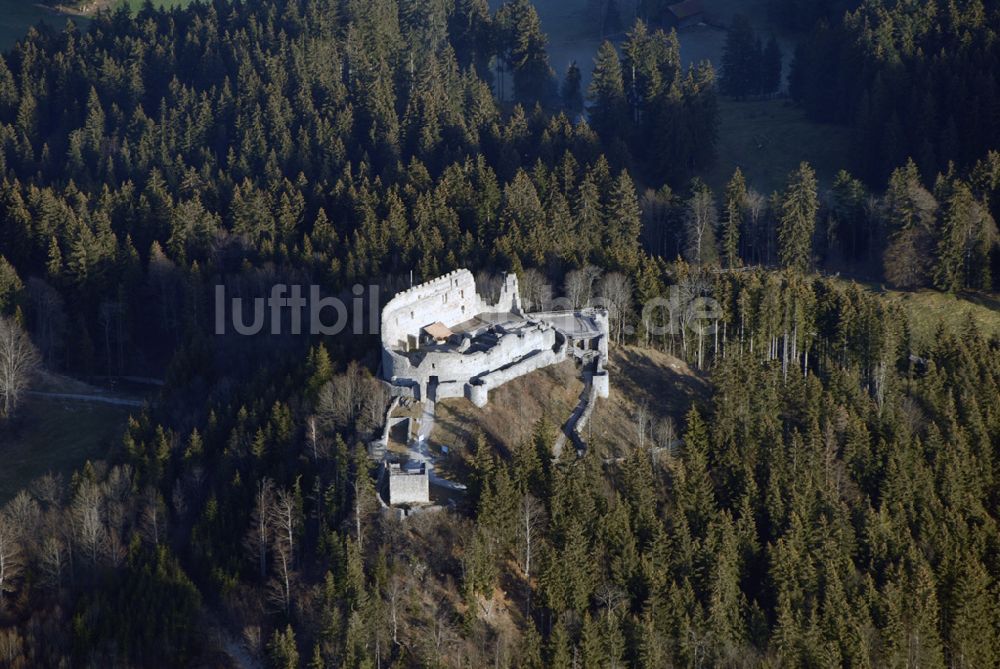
[0,0,997,667]
[0,0,717,376]
[790,0,1000,184]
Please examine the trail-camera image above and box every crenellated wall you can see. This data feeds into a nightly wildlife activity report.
[380,269,608,407]
[381,269,482,351]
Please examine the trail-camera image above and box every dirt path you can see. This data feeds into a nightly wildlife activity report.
[555,372,591,458]
[34,0,114,19]
[26,391,145,408]
[408,397,466,492]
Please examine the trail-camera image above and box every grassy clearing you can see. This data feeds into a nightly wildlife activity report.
[436,360,584,456]
[0,396,130,503]
[433,347,708,466]
[588,346,708,459]
[0,0,194,52]
[705,98,853,195]
[113,0,196,12]
[827,277,1000,349]
[0,2,81,51]
[882,288,1000,349]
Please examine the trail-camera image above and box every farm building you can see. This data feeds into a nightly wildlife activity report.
[664,0,705,28]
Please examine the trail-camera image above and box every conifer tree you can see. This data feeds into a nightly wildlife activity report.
[720,15,760,98]
[778,162,818,272]
[588,41,628,142]
[605,170,642,268]
[561,61,584,115]
[723,168,747,268]
[761,35,783,95]
[500,0,555,106]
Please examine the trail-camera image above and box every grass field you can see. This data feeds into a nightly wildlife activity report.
[114,0,195,12]
[0,396,131,503]
[0,2,78,51]
[433,347,708,465]
[827,277,1000,349]
[881,288,1000,349]
[588,346,708,459]
[436,359,585,455]
[0,0,194,52]
[705,98,854,195]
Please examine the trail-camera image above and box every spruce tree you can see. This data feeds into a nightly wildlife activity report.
[933,181,977,292]
[778,162,818,272]
[561,61,584,115]
[723,168,747,268]
[761,35,783,95]
[500,0,555,106]
[720,15,759,98]
[588,41,628,142]
[605,170,642,269]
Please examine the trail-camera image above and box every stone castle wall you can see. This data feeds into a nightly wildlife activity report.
[385,321,559,401]
[388,467,430,505]
[381,269,481,351]
[380,269,607,407]
[381,270,533,399]
[473,337,568,397]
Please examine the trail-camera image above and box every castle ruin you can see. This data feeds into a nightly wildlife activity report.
[380,269,610,406]
[387,462,430,505]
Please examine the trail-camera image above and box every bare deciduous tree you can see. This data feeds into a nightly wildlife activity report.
[385,572,410,646]
[254,485,300,615]
[595,582,626,627]
[654,416,677,453]
[244,478,274,580]
[4,492,40,553]
[0,627,23,665]
[103,465,134,540]
[140,487,166,546]
[31,472,63,509]
[363,380,391,434]
[0,510,22,607]
[242,625,262,657]
[519,268,549,311]
[677,274,714,368]
[0,315,40,419]
[635,401,650,450]
[564,265,602,310]
[424,598,457,666]
[26,278,66,366]
[684,186,719,266]
[518,494,545,615]
[596,272,633,345]
[72,479,105,568]
[39,536,64,589]
[318,362,389,436]
[269,488,298,569]
[268,537,294,616]
[305,415,325,462]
